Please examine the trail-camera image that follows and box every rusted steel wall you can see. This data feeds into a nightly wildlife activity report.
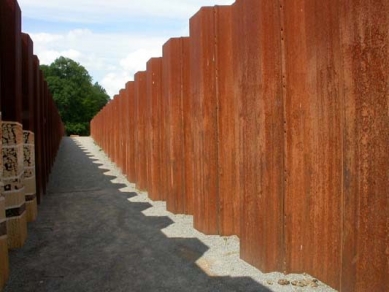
[190,8,219,235]
[90,0,388,290]
[134,72,147,191]
[126,81,136,183]
[340,1,389,291]
[146,58,162,201]
[0,0,64,288]
[189,6,238,235]
[162,38,187,214]
[232,0,285,272]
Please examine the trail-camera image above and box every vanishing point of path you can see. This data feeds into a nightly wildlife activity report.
[4,137,271,292]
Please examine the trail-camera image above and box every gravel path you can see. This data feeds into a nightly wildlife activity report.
[4,137,337,292]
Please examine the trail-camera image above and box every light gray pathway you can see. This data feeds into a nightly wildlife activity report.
[4,137,336,292]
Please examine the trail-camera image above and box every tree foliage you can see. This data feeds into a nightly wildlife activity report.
[41,57,109,136]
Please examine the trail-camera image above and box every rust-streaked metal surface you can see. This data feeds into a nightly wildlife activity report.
[159,54,169,202]
[283,0,343,288]
[134,71,147,191]
[214,5,239,236]
[0,0,22,122]
[340,0,389,291]
[162,38,186,214]
[126,81,136,183]
[89,1,389,290]
[119,89,126,173]
[146,58,163,201]
[21,33,34,131]
[181,37,194,215]
[232,0,284,272]
[0,0,64,210]
[189,7,219,235]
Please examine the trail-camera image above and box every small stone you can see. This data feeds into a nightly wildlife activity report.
[278,279,290,285]
[291,280,307,287]
[310,282,319,288]
[266,280,273,285]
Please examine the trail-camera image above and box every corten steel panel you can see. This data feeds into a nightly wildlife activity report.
[112,95,119,165]
[134,71,147,190]
[190,8,219,234]
[118,89,126,173]
[123,86,130,177]
[215,6,239,236]
[162,38,186,214]
[283,0,344,288]
[232,0,284,271]
[126,81,136,183]
[144,67,152,193]
[146,58,163,201]
[33,57,43,203]
[21,33,34,131]
[42,81,48,193]
[340,1,389,291]
[159,55,169,202]
[0,0,22,122]
[189,13,204,232]
[180,38,193,215]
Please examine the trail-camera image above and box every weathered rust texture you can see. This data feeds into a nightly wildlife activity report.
[21,33,34,131]
[122,86,129,178]
[144,65,152,193]
[120,89,127,173]
[231,0,284,271]
[162,38,187,214]
[214,5,239,236]
[159,55,169,202]
[126,82,136,183]
[0,0,22,122]
[189,6,238,235]
[180,38,193,215]
[189,7,218,234]
[283,0,343,288]
[32,57,43,203]
[146,58,163,200]
[134,71,147,190]
[340,0,389,291]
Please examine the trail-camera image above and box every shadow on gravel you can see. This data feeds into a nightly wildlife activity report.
[4,137,271,292]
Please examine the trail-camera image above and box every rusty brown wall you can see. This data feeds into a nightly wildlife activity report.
[340,0,389,291]
[146,58,163,201]
[232,0,285,272]
[190,8,219,235]
[90,0,389,291]
[134,72,147,190]
[282,0,344,288]
[0,0,64,287]
[162,38,187,214]
[189,6,238,236]
[126,81,136,183]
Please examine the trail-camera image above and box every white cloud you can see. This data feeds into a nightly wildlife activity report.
[20,0,235,97]
[30,29,166,97]
[19,0,235,23]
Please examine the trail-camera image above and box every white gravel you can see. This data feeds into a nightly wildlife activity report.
[74,136,337,292]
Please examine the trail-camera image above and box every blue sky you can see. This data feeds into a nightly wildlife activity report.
[19,0,234,97]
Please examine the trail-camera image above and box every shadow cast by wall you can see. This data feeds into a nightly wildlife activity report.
[4,137,271,292]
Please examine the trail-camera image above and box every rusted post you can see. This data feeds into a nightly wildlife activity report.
[146,58,162,200]
[21,33,37,222]
[231,0,285,271]
[340,1,389,291]
[0,0,27,249]
[134,72,147,190]
[162,38,187,214]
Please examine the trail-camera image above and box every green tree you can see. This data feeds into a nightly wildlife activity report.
[41,57,109,136]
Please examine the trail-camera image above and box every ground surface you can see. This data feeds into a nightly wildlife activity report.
[4,137,336,292]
